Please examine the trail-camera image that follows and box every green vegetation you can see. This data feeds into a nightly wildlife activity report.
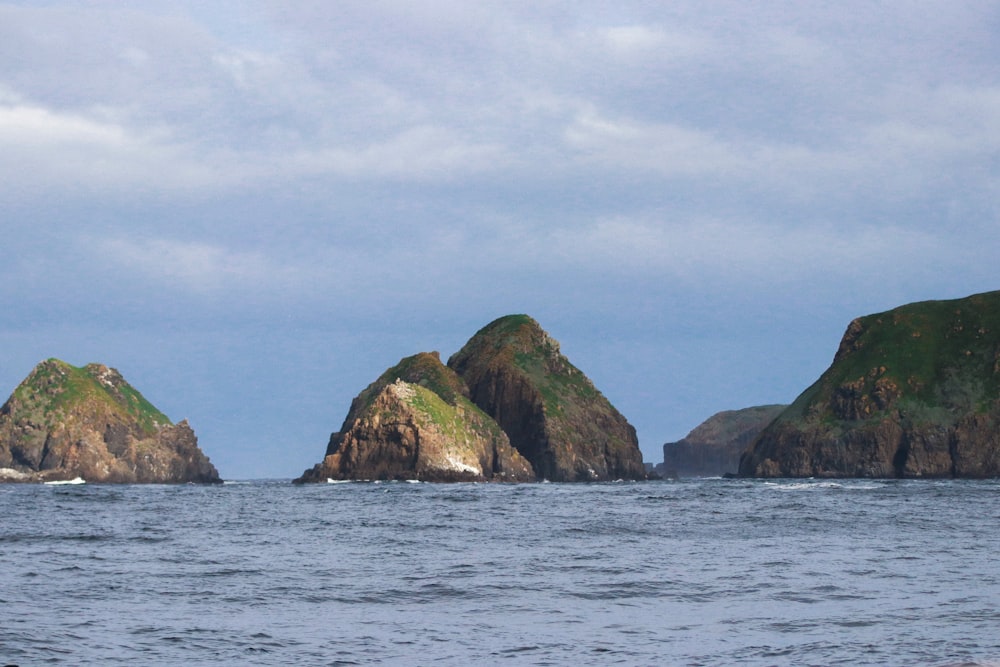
[480,314,536,349]
[514,349,600,415]
[355,352,467,418]
[403,383,502,444]
[795,290,1000,423]
[406,384,463,439]
[452,313,611,418]
[348,351,504,444]
[11,359,171,435]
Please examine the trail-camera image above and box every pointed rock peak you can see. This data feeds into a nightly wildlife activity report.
[448,315,646,482]
[378,351,469,406]
[450,314,560,362]
[343,353,471,430]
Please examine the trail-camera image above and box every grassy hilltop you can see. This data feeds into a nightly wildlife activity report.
[740,291,1000,478]
[0,359,218,483]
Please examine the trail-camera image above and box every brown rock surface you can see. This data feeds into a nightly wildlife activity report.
[0,359,219,483]
[295,352,534,483]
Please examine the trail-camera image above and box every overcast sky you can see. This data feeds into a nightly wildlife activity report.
[2,1,998,478]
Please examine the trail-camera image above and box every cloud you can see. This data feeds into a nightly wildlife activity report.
[95,237,309,295]
[526,214,949,290]
[563,109,745,176]
[3,1,998,210]
[0,92,247,197]
[286,126,510,181]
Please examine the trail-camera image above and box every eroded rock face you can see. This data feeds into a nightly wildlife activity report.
[740,291,1000,478]
[295,352,534,483]
[448,315,646,481]
[0,359,220,483]
[661,405,786,477]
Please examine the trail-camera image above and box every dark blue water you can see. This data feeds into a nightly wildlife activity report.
[1,479,998,666]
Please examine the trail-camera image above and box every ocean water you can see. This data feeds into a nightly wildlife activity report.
[1,479,998,666]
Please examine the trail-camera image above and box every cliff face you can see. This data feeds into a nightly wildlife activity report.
[739,291,1000,478]
[448,315,646,481]
[0,359,219,483]
[295,352,534,483]
[661,405,785,477]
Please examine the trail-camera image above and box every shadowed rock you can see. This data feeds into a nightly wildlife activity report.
[448,315,646,481]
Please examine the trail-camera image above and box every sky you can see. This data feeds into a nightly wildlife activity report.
[2,1,998,479]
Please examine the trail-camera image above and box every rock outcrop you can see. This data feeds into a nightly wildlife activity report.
[0,359,220,483]
[660,405,785,477]
[295,352,535,483]
[448,315,646,481]
[739,291,1000,478]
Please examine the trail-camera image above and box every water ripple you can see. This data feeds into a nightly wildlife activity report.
[0,479,998,665]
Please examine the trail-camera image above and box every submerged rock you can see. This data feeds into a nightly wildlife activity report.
[661,405,786,477]
[295,352,534,483]
[0,359,219,483]
[739,290,1000,478]
[448,315,646,481]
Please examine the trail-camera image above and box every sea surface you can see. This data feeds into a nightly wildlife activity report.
[1,478,998,666]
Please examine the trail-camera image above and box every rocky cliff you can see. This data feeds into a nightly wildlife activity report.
[661,405,785,477]
[295,352,535,483]
[448,315,646,481]
[739,291,1000,478]
[0,359,220,483]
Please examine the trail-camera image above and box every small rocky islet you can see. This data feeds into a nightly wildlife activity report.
[0,359,219,483]
[296,314,647,483]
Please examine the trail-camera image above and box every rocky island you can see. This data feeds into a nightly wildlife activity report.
[296,315,646,483]
[0,359,220,483]
[739,290,1000,478]
[660,405,785,477]
[295,352,534,483]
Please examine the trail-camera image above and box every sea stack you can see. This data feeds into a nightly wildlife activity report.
[0,359,220,483]
[739,291,1000,478]
[448,315,646,481]
[295,352,535,483]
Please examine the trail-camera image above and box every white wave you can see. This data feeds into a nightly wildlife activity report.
[44,477,86,485]
[772,481,844,491]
